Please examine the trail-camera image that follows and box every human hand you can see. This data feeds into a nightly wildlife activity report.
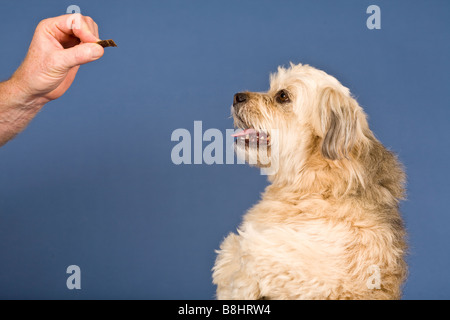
[10,14,104,106]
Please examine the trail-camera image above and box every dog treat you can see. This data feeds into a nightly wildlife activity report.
[96,39,117,48]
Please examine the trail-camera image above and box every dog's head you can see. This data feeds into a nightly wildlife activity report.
[231,63,371,178]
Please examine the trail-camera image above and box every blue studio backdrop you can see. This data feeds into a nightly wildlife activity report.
[0,0,449,299]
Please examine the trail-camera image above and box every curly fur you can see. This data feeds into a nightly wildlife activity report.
[212,63,407,300]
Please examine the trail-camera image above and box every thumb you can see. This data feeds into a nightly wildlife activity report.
[55,43,104,70]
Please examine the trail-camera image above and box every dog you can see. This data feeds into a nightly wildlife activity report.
[212,63,407,300]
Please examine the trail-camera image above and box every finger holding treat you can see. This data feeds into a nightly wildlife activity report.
[11,14,107,104]
[0,14,115,146]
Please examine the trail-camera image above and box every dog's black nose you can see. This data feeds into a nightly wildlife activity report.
[233,92,248,106]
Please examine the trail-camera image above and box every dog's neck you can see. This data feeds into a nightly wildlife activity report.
[267,157,359,200]
[264,134,403,209]
[265,133,359,198]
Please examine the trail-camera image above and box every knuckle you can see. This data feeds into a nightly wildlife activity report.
[70,12,82,22]
[37,18,49,29]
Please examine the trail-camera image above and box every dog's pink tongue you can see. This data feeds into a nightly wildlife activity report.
[231,129,257,137]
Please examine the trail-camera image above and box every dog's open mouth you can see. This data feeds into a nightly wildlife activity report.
[232,128,271,148]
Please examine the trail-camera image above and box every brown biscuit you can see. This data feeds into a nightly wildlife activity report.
[96,39,117,48]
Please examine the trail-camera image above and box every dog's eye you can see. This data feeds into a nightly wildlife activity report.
[276,90,290,104]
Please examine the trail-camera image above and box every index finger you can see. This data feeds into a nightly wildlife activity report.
[50,14,100,44]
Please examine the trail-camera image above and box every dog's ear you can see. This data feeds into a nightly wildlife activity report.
[319,87,366,160]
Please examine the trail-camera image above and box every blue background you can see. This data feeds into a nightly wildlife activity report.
[0,0,449,299]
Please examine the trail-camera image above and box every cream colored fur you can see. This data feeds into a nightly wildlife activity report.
[212,63,407,300]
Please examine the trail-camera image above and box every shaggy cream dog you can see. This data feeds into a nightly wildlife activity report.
[212,63,407,300]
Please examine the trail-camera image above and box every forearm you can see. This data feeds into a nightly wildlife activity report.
[0,79,45,147]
